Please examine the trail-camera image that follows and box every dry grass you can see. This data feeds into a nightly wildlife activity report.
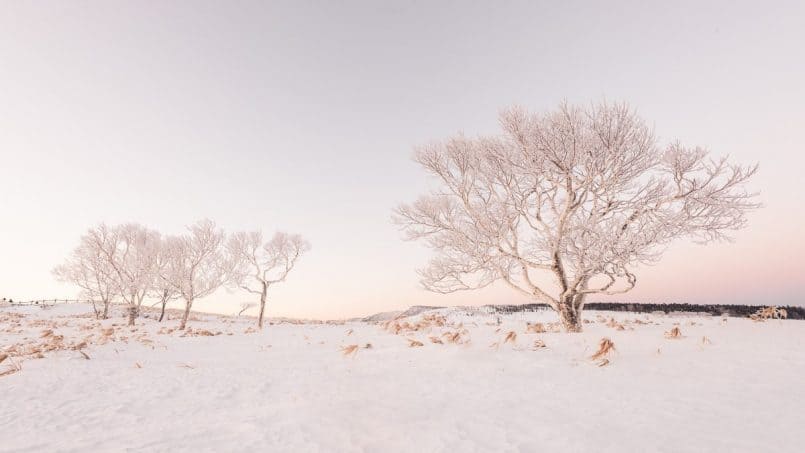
[596,358,611,367]
[383,314,450,337]
[531,339,546,350]
[664,327,682,339]
[441,331,469,345]
[340,344,359,357]
[180,328,220,337]
[591,338,616,361]
[546,322,562,333]
[428,336,443,344]
[0,361,22,377]
[407,339,424,347]
[503,331,517,344]
[525,322,546,334]
[751,306,787,321]
[422,314,447,327]
[345,329,354,336]
[606,318,627,330]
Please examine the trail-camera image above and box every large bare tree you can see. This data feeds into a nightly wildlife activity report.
[162,219,229,330]
[228,231,310,329]
[395,102,759,332]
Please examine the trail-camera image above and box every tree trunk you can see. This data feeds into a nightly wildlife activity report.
[158,290,168,322]
[557,296,583,332]
[258,283,267,329]
[102,300,110,319]
[127,305,138,326]
[179,299,193,330]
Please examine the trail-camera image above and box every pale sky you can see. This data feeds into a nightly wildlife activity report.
[1,1,803,319]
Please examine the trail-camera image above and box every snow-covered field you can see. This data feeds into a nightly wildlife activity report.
[1,303,803,453]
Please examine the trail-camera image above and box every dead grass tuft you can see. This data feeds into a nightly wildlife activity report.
[442,331,468,345]
[407,339,424,347]
[429,336,443,344]
[0,357,23,378]
[664,327,682,339]
[591,338,616,361]
[531,339,546,350]
[606,318,626,330]
[751,306,787,321]
[503,331,517,344]
[526,322,546,334]
[340,344,359,357]
[384,314,452,336]
[545,322,562,333]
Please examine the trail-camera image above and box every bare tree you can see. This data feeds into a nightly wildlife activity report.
[162,219,228,330]
[151,237,180,322]
[53,231,117,319]
[228,231,310,329]
[88,223,162,326]
[394,102,759,332]
[237,302,255,317]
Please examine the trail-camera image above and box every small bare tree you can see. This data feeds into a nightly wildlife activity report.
[237,302,255,317]
[395,102,759,332]
[228,231,310,329]
[53,232,117,319]
[162,219,228,330]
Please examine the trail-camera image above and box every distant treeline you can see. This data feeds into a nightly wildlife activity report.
[484,302,805,320]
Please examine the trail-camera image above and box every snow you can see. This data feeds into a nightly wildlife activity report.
[2,303,803,452]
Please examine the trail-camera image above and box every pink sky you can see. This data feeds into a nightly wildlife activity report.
[1,1,803,318]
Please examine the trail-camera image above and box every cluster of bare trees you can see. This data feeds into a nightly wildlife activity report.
[395,101,759,332]
[53,219,309,329]
[51,102,759,335]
